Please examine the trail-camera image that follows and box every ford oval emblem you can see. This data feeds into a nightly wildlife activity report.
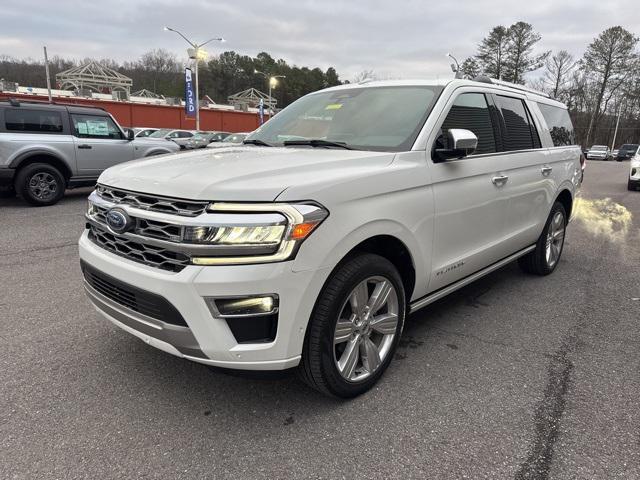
[105,208,132,234]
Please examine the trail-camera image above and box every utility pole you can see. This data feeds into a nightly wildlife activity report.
[43,46,52,103]
[610,104,622,152]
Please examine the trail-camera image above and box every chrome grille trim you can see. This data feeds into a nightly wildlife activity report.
[96,184,209,217]
[88,223,190,272]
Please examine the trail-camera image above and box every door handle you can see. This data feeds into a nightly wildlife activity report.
[491,174,509,186]
[78,144,92,149]
[541,165,553,175]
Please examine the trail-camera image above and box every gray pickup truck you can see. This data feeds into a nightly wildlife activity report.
[0,99,180,206]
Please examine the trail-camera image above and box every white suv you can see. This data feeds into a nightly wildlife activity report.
[79,78,582,398]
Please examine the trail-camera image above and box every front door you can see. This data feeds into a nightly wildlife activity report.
[71,113,134,176]
[427,90,511,292]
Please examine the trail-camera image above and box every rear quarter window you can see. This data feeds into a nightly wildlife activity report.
[5,108,64,134]
[537,103,575,147]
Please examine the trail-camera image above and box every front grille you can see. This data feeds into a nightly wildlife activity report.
[96,184,209,217]
[92,204,183,242]
[81,261,187,327]
[88,223,190,272]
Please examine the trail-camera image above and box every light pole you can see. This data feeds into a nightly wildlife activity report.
[611,103,624,153]
[255,70,286,117]
[164,26,225,130]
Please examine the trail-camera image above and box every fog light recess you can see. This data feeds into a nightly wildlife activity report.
[205,295,279,344]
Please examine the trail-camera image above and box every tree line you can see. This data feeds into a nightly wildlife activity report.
[0,50,342,110]
[460,22,640,147]
[2,23,639,147]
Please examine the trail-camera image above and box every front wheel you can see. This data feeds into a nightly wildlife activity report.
[519,201,567,275]
[298,253,405,398]
[15,163,66,206]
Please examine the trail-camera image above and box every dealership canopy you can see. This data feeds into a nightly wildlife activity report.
[56,61,133,94]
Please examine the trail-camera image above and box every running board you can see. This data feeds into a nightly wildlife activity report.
[409,245,536,313]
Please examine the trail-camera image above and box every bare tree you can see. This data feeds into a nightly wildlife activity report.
[543,50,576,99]
[352,70,376,83]
[581,26,639,145]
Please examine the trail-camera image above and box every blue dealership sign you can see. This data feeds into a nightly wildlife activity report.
[184,68,196,117]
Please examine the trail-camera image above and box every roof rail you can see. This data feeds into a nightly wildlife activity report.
[471,75,550,98]
[0,97,106,111]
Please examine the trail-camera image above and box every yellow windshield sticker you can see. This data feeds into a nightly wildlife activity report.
[325,103,343,110]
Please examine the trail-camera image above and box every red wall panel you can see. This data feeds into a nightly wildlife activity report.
[0,93,266,133]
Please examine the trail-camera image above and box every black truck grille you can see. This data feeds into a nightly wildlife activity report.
[81,261,188,327]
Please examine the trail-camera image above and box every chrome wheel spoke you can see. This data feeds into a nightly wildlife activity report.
[349,281,368,316]
[361,336,381,373]
[368,280,392,314]
[334,316,355,345]
[338,336,361,379]
[370,312,398,335]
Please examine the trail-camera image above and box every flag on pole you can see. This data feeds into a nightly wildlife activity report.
[184,68,196,117]
[258,98,264,125]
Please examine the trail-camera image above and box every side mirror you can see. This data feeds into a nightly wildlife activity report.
[433,129,478,162]
[126,129,135,141]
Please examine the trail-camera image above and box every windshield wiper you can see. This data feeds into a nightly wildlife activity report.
[243,139,274,147]
[283,139,354,150]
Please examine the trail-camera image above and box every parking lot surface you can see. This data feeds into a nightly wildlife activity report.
[1,161,639,479]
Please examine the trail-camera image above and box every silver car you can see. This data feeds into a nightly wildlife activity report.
[148,129,195,149]
[586,145,610,160]
[185,131,230,149]
[0,99,180,206]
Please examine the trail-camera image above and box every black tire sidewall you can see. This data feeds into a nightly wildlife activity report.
[15,163,65,206]
[306,253,406,398]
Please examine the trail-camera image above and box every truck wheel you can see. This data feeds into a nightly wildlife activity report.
[15,163,66,206]
[298,253,405,398]
[518,201,567,275]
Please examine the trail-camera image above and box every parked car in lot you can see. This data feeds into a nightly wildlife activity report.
[133,127,159,138]
[185,131,230,149]
[616,143,639,161]
[148,128,195,149]
[586,144,611,160]
[629,151,640,190]
[206,132,249,148]
[80,78,582,397]
[0,99,180,205]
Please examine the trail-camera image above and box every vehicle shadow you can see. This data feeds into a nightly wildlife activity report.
[0,187,93,209]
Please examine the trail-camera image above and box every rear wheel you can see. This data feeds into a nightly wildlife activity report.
[15,163,66,206]
[298,253,405,398]
[519,201,567,275]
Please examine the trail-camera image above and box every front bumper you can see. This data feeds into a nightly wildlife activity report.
[79,230,331,370]
[0,168,15,187]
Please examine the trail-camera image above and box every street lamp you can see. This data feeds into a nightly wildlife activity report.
[255,69,286,116]
[164,26,225,130]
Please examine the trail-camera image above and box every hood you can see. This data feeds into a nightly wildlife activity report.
[98,146,395,201]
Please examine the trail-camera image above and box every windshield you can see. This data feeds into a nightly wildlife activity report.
[245,86,442,152]
[621,144,639,151]
[591,145,607,151]
[149,129,172,138]
[224,133,248,143]
[192,132,211,140]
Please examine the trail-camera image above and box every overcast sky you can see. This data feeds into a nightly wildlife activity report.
[1,0,639,82]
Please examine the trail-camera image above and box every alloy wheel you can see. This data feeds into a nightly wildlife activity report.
[545,210,565,268]
[333,276,399,382]
[28,172,58,200]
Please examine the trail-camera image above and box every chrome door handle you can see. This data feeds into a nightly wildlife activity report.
[492,175,509,186]
[541,165,553,175]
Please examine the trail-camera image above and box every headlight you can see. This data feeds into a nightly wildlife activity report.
[190,202,328,265]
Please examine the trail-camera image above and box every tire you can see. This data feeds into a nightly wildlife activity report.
[298,253,406,398]
[14,163,66,206]
[519,201,567,276]
[629,180,637,191]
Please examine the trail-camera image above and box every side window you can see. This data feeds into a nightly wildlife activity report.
[179,131,193,138]
[5,109,64,134]
[439,93,496,155]
[71,114,123,139]
[168,131,180,138]
[537,103,576,147]
[495,96,539,151]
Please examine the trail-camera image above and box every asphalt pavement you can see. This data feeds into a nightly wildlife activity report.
[1,160,638,479]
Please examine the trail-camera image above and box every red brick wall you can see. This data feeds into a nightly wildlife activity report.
[0,93,267,133]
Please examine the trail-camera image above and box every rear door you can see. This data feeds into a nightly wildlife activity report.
[490,94,550,253]
[71,113,134,175]
[427,89,511,291]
